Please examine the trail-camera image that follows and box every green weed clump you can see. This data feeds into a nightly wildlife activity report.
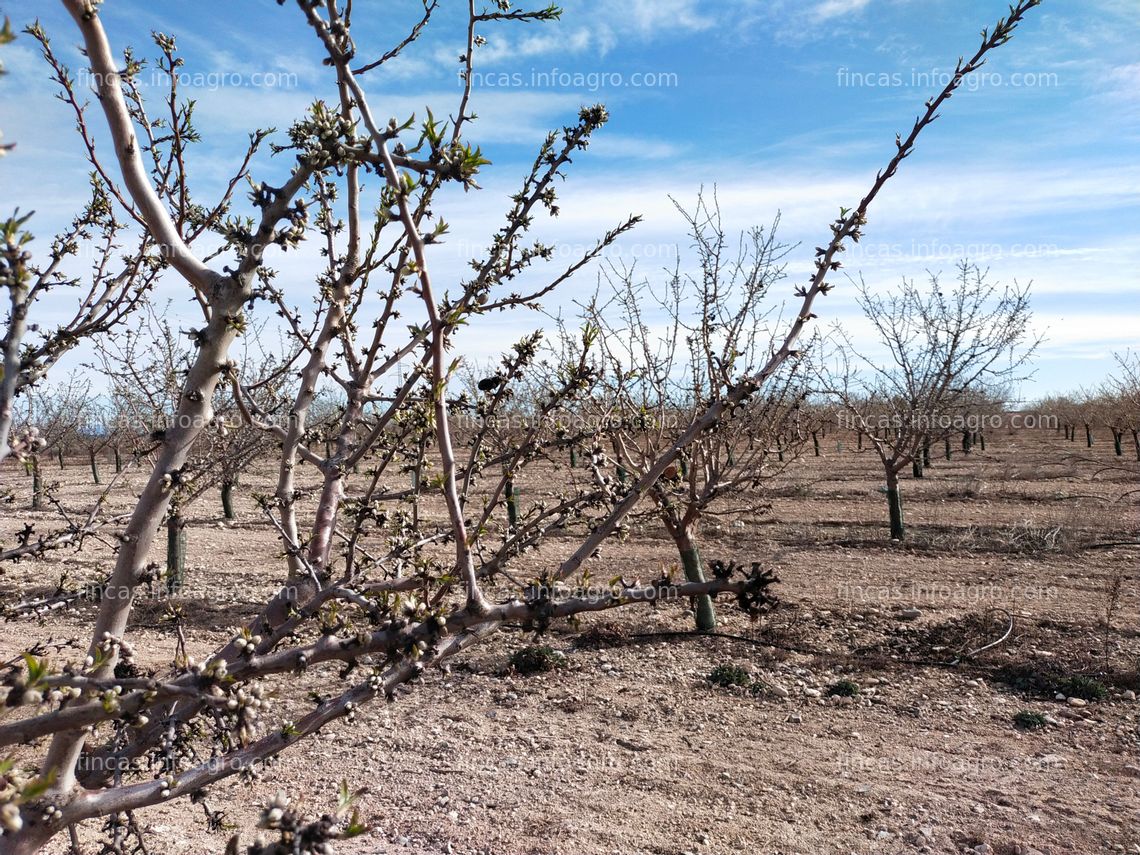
[510,645,566,675]
[1013,710,1047,730]
[1055,676,1107,701]
[708,663,752,689]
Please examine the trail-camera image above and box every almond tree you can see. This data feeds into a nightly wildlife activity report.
[10,378,90,510]
[584,195,806,630]
[823,262,1038,541]
[0,2,1042,852]
[94,299,282,587]
[1107,351,1140,460]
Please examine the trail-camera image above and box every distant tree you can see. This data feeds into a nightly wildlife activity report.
[585,195,805,630]
[96,300,281,588]
[12,378,89,509]
[1107,352,1140,460]
[824,262,1038,540]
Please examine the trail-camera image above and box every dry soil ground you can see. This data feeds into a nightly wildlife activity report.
[1,427,1138,855]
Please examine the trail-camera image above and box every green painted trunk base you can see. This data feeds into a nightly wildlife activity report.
[886,485,904,541]
[222,481,236,520]
[167,515,187,594]
[505,480,519,528]
[31,456,43,510]
[678,540,716,632]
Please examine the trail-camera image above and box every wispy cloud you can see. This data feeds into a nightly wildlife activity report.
[812,0,873,22]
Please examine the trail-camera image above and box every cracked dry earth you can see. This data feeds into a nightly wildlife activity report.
[1,428,1138,855]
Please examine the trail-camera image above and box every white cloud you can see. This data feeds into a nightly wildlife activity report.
[463,27,596,66]
[1100,62,1140,102]
[623,0,716,35]
[812,0,873,22]
[448,0,716,67]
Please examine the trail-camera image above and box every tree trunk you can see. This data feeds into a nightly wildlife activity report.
[411,464,420,529]
[885,470,904,541]
[1132,429,1140,462]
[776,436,784,462]
[811,431,820,457]
[912,458,923,479]
[961,429,972,454]
[569,446,577,468]
[944,437,951,460]
[857,431,863,451]
[57,447,65,469]
[89,448,101,486]
[1111,429,1123,457]
[113,444,123,473]
[166,512,187,595]
[504,476,519,528]
[1085,423,1093,447]
[922,439,932,468]
[222,480,236,520]
[673,524,716,632]
[977,432,985,451]
[31,453,43,510]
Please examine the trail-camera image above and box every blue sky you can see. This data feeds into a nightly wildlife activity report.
[2,0,1138,401]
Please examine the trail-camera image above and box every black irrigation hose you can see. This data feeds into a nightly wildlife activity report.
[630,629,821,656]
[625,610,1016,671]
[628,629,964,669]
[508,605,1027,674]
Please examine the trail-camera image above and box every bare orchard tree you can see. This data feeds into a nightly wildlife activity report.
[0,1,1041,852]
[9,377,90,511]
[1044,393,1084,445]
[1106,351,1140,460]
[583,195,806,630]
[95,299,283,588]
[823,262,1038,541]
